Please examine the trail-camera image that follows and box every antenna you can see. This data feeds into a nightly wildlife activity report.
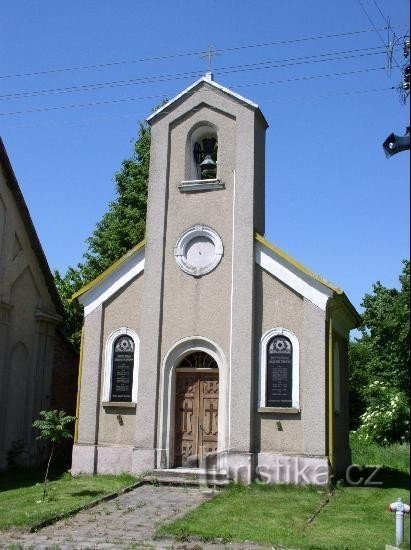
[385,18,395,77]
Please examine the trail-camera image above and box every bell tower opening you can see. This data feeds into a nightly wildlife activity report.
[188,124,218,181]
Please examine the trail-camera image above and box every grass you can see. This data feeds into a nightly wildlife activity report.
[0,467,138,531]
[158,484,327,545]
[159,437,410,550]
[1,439,409,548]
[350,431,410,472]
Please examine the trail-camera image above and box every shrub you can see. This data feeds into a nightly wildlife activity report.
[355,381,409,445]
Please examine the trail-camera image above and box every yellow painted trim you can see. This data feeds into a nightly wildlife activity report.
[72,239,145,301]
[74,327,84,443]
[255,233,361,327]
[328,317,334,470]
[329,293,362,327]
[255,233,343,295]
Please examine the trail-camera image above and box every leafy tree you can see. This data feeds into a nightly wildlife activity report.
[82,121,150,279]
[348,337,373,430]
[349,260,410,443]
[359,260,410,390]
[32,410,75,500]
[54,267,86,350]
[55,121,151,349]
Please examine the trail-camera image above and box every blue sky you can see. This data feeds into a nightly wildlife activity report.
[1,1,409,312]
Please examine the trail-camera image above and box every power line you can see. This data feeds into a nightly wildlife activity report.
[0,25,404,81]
[0,46,391,102]
[0,93,167,116]
[215,48,387,75]
[372,0,390,26]
[356,0,402,69]
[0,72,391,117]
[234,66,385,88]
[262,85,396,103]
[370,0,408,83]
[356,0,389,45]
[2,86,396,130]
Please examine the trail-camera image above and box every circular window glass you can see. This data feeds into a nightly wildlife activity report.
[185,236,215,269]
[174,225,223,276]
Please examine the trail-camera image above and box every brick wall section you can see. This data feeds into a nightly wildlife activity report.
[50,330,79,463]
[51,330,79,416]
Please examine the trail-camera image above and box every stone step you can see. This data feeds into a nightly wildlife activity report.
[147,468,229,487]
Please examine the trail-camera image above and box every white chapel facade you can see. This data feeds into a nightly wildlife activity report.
[71,75,360,484]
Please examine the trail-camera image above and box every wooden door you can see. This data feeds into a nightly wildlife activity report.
[174,371,219,468]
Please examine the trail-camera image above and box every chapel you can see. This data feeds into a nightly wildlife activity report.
[71,74,360,484]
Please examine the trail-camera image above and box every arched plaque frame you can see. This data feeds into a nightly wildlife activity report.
[259,327,300,410]
[103,327,139,403]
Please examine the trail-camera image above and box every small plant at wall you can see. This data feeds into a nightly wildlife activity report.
[32,410,75,501]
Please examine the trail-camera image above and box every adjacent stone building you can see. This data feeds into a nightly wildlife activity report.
[0,138,78,468]
[72,75,360,483]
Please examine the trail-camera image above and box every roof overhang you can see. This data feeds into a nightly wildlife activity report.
[73,233,360,331]
[255,233,361,328]
[72,240,145,316]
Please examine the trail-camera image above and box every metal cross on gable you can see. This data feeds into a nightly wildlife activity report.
[200,44,221,72]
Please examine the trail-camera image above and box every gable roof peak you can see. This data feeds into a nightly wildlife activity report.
[146,76,268,127]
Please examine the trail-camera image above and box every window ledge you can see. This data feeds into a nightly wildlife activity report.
[258,407,300,414]
[179,179,224,193]
[102,401,136,409]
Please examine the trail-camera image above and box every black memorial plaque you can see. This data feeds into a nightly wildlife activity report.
[110,335,134,402]
[266,336,292,407]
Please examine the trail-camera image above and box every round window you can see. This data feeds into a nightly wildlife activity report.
[174,225,223,276]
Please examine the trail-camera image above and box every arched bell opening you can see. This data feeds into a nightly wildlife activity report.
[187,123,219,181]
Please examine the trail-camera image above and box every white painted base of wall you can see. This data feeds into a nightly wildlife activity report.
[132,448,156,475]
[71,444,95,474]
[217,452,329,485]
[256,453,330,485]
[71,444,134,474]
[71,445,330,485]
[224,451,255,483]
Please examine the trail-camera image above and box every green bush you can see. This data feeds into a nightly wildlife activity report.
[354,380,409,445]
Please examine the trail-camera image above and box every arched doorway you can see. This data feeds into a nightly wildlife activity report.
[157,337,227,471]
[174,351,219,468]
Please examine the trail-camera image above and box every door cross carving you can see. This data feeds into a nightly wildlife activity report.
[175,370,219,468]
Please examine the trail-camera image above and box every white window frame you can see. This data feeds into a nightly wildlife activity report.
[174,225,223,277]
[259,327,300,410]
[103,327,139,403]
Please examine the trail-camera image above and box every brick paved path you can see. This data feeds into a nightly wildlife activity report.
[0,484,264,549]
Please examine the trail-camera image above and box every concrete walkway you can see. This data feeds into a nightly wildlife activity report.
[0,484,264,549]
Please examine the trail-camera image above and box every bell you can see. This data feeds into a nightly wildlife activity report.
[200,154,216,168]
